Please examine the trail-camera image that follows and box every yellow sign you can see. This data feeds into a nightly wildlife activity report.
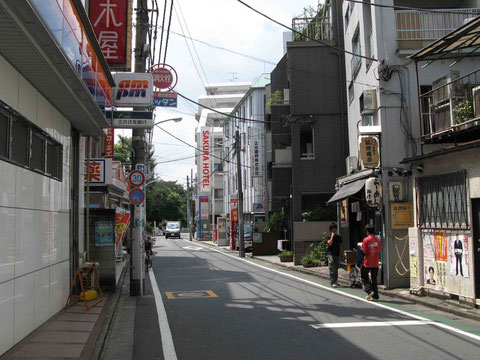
[410,257,418,277]
[340,199,348,224]
[359,136,380,167]
[391,203,414,229]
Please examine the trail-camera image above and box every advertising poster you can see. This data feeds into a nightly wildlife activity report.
[115,208,131,250]
[422,230,435,259]
[410,257,418,277]
[424,258,437,287]
[436,261,448,292]
[95,221,114,247]
[449,233,469,277]
[434,231,448,262]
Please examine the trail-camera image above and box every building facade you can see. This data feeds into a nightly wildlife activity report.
[0,0,114,354]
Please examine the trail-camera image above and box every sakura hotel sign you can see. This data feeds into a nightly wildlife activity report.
[200,127,211,192]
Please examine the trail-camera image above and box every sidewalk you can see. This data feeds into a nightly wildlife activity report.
[0,267,128,360]
[196,239,480,322]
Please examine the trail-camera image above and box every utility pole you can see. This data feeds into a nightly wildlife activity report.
[187,175,190,240]
[235,130,245,257]
[190,168,194,241]
[131,0,149,296]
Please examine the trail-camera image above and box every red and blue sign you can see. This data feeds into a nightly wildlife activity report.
[153,91,177,107]
[129,188,145,205]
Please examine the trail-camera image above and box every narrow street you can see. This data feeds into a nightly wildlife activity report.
[140,235,480,360]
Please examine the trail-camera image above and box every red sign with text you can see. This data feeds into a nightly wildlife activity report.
[104,127,114,158]
[89,0,128,64]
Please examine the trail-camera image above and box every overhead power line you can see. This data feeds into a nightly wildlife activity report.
[163,0,174,64]
[344,0,479,15]
[236,0,377,62]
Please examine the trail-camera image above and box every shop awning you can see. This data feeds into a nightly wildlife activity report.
[327,178,366,204]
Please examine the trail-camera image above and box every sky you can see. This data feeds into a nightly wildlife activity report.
[116,0,322,188]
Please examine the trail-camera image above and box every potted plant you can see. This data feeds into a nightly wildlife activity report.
[453,98,474,126]
[278,251,294,262]
[309,236,328,266]
[301,253,315,267]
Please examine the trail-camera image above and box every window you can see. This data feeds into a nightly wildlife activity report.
[213,137,223,149]
[344,4,350,32]
[31,132,45,172]
[351,27,361,79]
[11,119,29,166]
[0,111,8,158]
[0,100,63,180]
[348,82,354,104]
[300,123,314,159]
[214,162,223,172]
[214,189,224,199]
[361,115,377,126]
[416,171,468,230]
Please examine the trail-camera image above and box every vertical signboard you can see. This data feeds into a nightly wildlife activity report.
[200,127,211,192]
[359,136,380,168]
[250,127,262,177]
[104,126,114,158]
[89,0,129,67]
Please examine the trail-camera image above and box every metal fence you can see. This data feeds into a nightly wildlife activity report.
[292,17,333,42]
[396,9,480,41]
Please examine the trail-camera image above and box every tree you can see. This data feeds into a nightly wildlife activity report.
[146,180,187,226]
[113,134,157,174]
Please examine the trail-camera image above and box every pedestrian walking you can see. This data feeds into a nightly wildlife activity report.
[361,225,382,301]
[326,222,343,288]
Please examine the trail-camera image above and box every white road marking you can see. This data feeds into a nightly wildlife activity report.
[149,268,177,360]
[181,239,480,342]
[309,320,433,330]
[182,246,203,251]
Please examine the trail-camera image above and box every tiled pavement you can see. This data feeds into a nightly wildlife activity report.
[1,293,112,360]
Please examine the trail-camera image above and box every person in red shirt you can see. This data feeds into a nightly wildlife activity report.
[361,225,382,301]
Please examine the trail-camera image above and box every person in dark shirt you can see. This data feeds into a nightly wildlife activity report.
[327,222,343,287]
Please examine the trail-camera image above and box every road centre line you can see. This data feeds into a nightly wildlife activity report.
[309,320,433,330]
[149,268,178,360]
[183,239,480,342]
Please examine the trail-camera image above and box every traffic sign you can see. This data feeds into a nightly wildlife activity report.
[129,188,145,205]
[129,170,145,187]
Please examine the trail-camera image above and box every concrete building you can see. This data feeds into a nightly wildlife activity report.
[405,15,480,304]
[0,1,114,355]
[195,82,250,240]
[328,0,480,289]
[223,74,270,246]
[267,0,349,262]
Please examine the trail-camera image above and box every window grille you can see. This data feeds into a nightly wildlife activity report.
[416,170,468,230]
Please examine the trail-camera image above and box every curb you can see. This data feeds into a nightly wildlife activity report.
[90,260,130,360]
[194,241,480,323]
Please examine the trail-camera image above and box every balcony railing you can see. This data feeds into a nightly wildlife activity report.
[396,9,480,41]
[292,17,333,42]
[420,69,480,142]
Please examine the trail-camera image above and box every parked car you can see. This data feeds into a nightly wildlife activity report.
[164,221,181,239]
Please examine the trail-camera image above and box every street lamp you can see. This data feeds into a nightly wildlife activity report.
[153,117,182,126]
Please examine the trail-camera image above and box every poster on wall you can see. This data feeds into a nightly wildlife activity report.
[436,261,448,292]
[95,221,114,247]
[424,258,437,287]
[410,257,418,277]
[422,230,435,259]
[449,233,469,277]
[434,231,448,262]
[115,208,131,250]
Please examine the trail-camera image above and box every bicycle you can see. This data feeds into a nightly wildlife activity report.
[145,248,153,270]
[349,264,362,288]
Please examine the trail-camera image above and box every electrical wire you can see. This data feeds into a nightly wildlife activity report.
[344,0,480,16]
[156,154,197,164]
[151,0,159,65]
[236,0,377,62]
[163,0,174,64]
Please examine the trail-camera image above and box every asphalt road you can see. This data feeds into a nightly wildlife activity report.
[141,234,480,360]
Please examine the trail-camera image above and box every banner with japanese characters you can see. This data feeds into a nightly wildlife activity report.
[89,0,130,68]
[115,208,131,251]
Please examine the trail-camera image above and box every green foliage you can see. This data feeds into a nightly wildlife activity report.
[264,209,287,234]
[113,135,157,174]
[278,251,294,258]
[145,220,153,233]
[146,180,187,227]
[266,90,284,112]
[453,99,474,125]
[301,232,329,266]
[301,252,315,265]
[302,204,336,222]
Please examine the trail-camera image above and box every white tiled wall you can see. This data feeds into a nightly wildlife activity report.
[0,54,74,355]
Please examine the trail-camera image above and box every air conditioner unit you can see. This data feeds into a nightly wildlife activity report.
[360,90,377,115]
[346,155,358,174]
[432,70,461,105]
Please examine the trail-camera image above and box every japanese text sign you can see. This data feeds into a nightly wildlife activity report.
[85,159,106,183]
[89,0,128,64]
[359,136,380,168]
[104,127,114,158]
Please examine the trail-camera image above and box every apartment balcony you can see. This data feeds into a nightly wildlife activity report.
[396,9,480,51]
[292,16,333,42]
[420,69,480,144]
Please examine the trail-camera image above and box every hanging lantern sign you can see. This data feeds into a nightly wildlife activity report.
[365,177,382,207]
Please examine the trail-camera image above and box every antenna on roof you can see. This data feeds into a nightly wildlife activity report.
[230,72,238,82]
